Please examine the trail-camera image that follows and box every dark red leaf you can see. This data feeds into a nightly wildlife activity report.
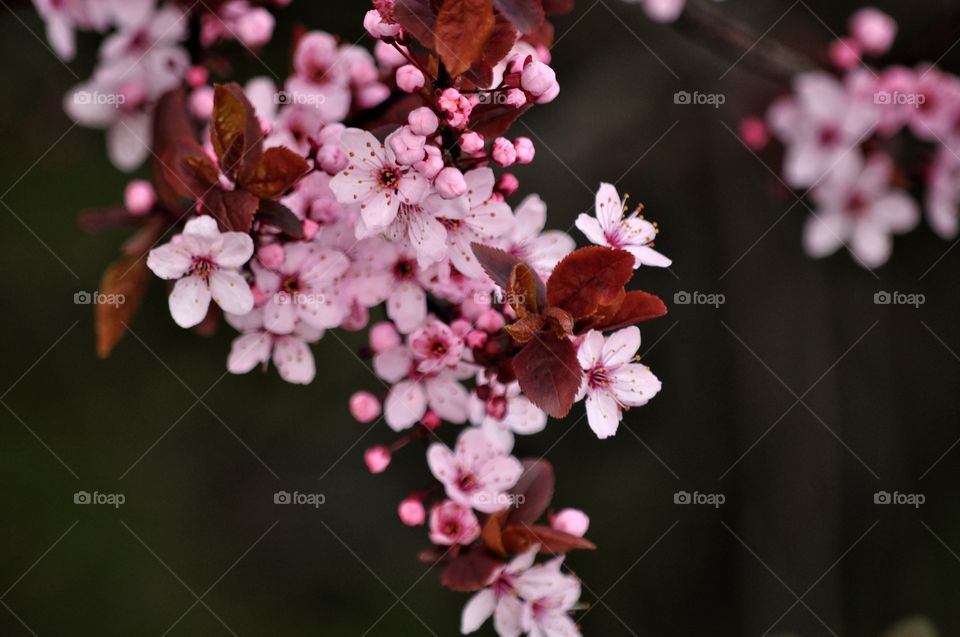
[508,262,544,316]
[502,524,596,555]
[212,83,263,182]
[160,140,220,200]
[202,188,260,233]
[95,254,150,359]
[151,89,198,211]
[547,247,634,319]
[482,510,509,556]
[256,199,304,239]
[494,0,545,34]
[511,333,582,418]
[590,290,667,332]
[469,103,531,138]
[435,0,496,76]
[541,0,574,15]
[483,13,519,65]
[394,0,437,48]
[440,550,503,592]
[504,313,545,344]
[240,147,309,199]
[472,242,525,289]
[507,459,554,526]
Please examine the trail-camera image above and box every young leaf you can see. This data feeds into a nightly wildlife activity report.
[501,524,596,555]
[240,146,310,199]
[504,313,545,344]
[481,510,509,557]
[590,290,667,332]
[507,262,543,316]
[161,140,220,200]
[507,459,554,526]
[547,247,634,319]
[95,254,151,359]
[256,199,305,239]
[493,0,545,34]
[471,242,525,289]
[151,88,198,211]
[511,333,582,418]
[212,83,262,182]
[202,188,260,233]
[435,0,495,76]
[394,0,437,48]
[440,550,502,592]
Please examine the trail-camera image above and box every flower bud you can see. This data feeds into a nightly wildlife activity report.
[849,8,897,56]
[398,497,426,526]
[421,410,441,430]
[434,167,468,199]
[491,137,517,167]
[235,7,275,48]
[476,309,506,333]
[185,65,208,88]
[495,172,519,196]
[520,61,556,96]
[387,126,427,165]
[396,64,425,93]
[829,38,862,71]
[550,508,590,537]
[364,446,391,473]
[124,180,156,216]
[504,88,527,108]
[513,137,535,164]
[459,131,485,154]
[465,330,488,348]
[317,142,347,175]
[739,116,769,151]
[408,107,439,136]
[375,41,406,68]
[301,218,320,241]
[370,321,402,351]
[189,86,215,120]
[257,243,285,269]
[414,145,444,180]
[350,391,382,423]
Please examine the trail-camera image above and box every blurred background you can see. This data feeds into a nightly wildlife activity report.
[2,0,960,634]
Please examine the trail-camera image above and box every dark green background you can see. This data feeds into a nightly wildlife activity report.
[2,0,960,634]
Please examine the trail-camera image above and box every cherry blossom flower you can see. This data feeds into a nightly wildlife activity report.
[374,343,472,430]
[429,500,481,546]
[767,72,879,188]
[461,546,539,635]
[804,153,919,267]
[284,31,352,122]
[497,194,575,276]
[343,240,429,334]
[147,216,255,328]
[469,377,547,451]
[251,242,350,333]
[410,320,465,374]
[575,183,671,268]
[515,558,582,637]
[427,427,524,513]
[224,307,321,384]
[331,128,429,231]
[32,0,112,60]
[577,327,662,439]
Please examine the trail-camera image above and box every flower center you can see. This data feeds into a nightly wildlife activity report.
[191,256,217,280]
[845,191,869,217]
[588,365,610,389]
[818,126,840,147]
[377,167,399,190]
[457,472,479,493]
[393,258,416,281]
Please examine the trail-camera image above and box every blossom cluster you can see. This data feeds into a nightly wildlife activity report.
[34,1,674,635]
[742,7,960,268]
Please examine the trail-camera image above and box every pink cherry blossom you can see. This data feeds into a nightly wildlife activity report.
[427,427,523,513]
[849,8,897,56]
[577,327,662,439]
[344,241,430,333]
[515,559,582,637]
[461,546,539,635]
[498,194,575,276]
[331,128,429,230]
[428,500,481,546]
[147,216,255,328]
[804,153,919,268]
[410,320,465,373]
[224,306,321,384]
[575,182,671,268]
[469,377,547,451]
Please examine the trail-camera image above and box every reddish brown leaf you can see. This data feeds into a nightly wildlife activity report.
[507,262,542,316]
[547,247,634,320]
[494,0,545,34]
[482,510,509,556]
[504,313,545,344]
[511,333,582,418]
[212,83,263,182]
[202,188,260,233]
[501,524,596,555]
[394,0,437,47]
[591,290,667,332]
[484,13,519,65]
[472,242,525,289]
[542,306,574,339]
[440,550,503,592]
[469,103,531,138]
[161,140,220,200]
[507,459,554,526]
[435,0,496,76]
[95,254,151,359]
[541,0,574,15]
[256,199,304,239]
[240,147,309,199]
[151,89,198,211]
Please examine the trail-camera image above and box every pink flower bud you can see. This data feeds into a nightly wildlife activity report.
[495,173,519,196]
[643,0,685,22]
[370,321,402,352]
[408,107,439,136]
[185,66,208,88]
[450,318,472,337]
[476,309,506,333]
[414,145,444,180]
[504,88,527,108]
[829,38,862,71]
[550,508,590,537]
[236,7,275,47]
[849,8,897,56]
[513,137,535,164]
[421,410,441,430]
[257,243,285,269]
[434,167,468,199]
[521,61,556,97]
[364,446,391,473]
[124,180,156,216]
[375,41,406,68]
[350,391,382,423]
[465,330,488,348]
[301,218,320,241]
[439,88,472,129]
[251,285,269,307]
[387,126,427,166]
[459,131,485,154]
[536,81,560,104]
[189,86,215,120]
[317,143,347,175]
[739,116,770,151]
[396,64,425,93]
[363,8,401,39]
[398,497,426,526]
[491,137,517,167]
[356,82,390,109]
